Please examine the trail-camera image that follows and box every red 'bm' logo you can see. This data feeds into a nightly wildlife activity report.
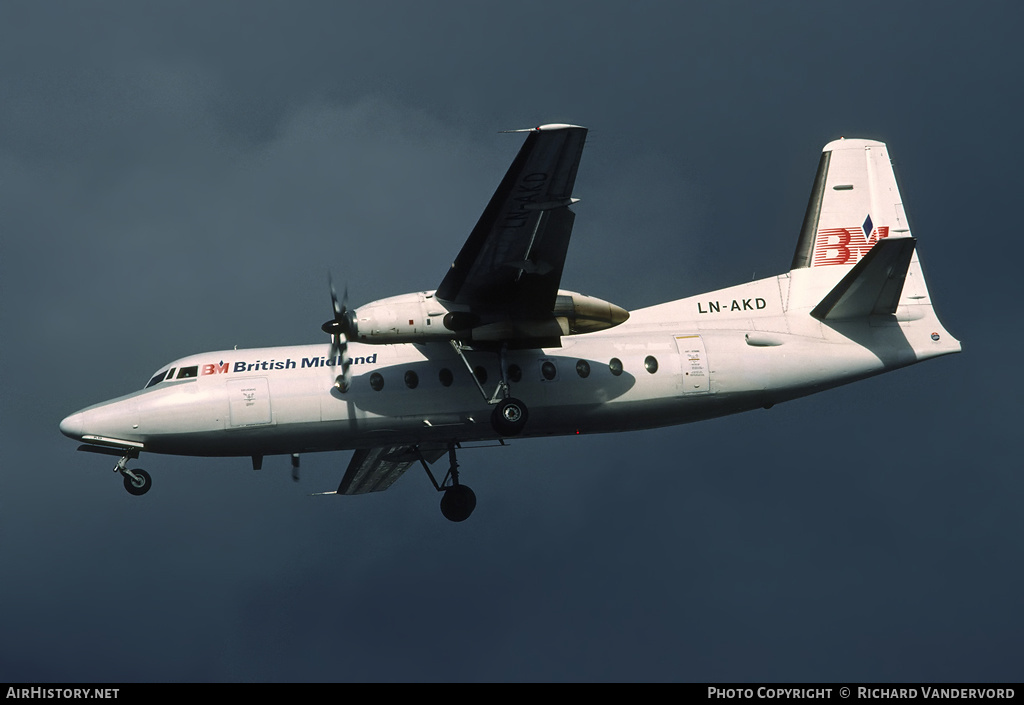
[202,362,229,376]
[812,225,889,266]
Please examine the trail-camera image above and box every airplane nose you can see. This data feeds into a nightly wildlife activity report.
[59,412,84,439]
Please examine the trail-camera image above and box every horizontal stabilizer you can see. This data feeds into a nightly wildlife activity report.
[811,237,916,321]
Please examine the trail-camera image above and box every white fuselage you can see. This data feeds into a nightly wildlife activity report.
[59,272,960,459]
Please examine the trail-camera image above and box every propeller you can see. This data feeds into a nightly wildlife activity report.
[321,273,356,392]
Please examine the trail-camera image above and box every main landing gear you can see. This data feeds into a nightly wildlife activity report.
[449,340,529,437]
[440,484,476,523]
[417,442,480,522]
[492,397,528,437]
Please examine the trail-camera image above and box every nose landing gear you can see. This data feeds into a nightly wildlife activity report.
[109,447,151,496]
[75,444,153,496]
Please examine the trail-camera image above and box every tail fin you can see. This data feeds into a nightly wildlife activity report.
[787,138,960,358]
[789,138,930,308]
[792,137,911,271]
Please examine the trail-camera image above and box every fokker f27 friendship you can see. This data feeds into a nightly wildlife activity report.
[60,124,960,521]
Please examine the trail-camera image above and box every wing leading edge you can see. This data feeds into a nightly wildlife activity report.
[436,124,588,317]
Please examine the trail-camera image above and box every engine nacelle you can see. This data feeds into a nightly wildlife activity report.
[352,292,452,343]
[552,292,630,336]
[350,290,629,345]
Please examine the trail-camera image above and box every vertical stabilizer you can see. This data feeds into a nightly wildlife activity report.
[792,138,912,271]
[787,138,959,360]
[787,138,928,311]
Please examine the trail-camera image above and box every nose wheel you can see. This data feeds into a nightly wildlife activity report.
[104,447,152,496]
[122,468,152,496]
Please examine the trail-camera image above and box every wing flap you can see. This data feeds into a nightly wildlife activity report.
[336,444,447,495]
[436,125,587,315]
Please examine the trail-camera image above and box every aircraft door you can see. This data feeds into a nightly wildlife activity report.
[674,335,710,394]
[226,377,273,427]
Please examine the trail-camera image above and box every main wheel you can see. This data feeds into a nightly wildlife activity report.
[491,397,528,436]
[440,484,477,522]
[123,468,152,496]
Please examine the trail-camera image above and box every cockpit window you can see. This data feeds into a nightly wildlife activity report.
[145,365,196,389]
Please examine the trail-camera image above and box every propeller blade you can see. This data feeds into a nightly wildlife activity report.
[329,273,345,320]
[323,273,355,338]
[324,272,354,393]
[335,352,352,392]
[333,334,351,393]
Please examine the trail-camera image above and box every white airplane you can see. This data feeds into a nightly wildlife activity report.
[60,124,960,521]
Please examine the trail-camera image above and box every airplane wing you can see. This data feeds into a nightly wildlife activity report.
[435,124,588,317]
[336,444,447,495]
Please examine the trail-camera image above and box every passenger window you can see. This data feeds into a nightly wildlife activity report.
[474,366,488,385]
[609,358,623,376]
[576,360,591,378]
[541,360,557,380]
[370,373,384,391]
[507,364,522,383]
[644,356,659,374]
[404,370,419,389]
[439,368,454,387]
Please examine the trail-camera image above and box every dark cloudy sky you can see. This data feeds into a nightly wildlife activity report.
[2,0,1021,683]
